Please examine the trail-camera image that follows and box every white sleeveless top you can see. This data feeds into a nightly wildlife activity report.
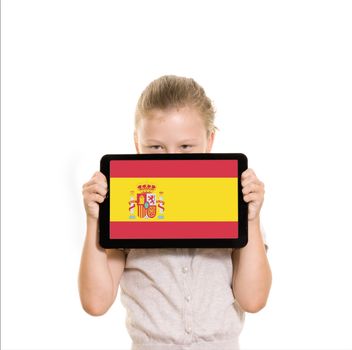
[119,226,267,350]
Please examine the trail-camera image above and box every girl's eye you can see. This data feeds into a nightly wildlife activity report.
[149,145,162,150]
[181,145,192,150]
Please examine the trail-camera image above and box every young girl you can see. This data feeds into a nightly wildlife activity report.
[79,75,272,350]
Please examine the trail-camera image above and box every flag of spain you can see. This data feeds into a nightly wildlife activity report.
[109,159,239,239]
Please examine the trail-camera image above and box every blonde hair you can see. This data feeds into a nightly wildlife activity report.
[134,75,219,137]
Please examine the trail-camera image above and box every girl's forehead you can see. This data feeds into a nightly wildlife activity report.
[137,111,207,141]
[139,107,205,129]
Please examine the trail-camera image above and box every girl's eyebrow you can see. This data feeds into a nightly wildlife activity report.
[179,139,198,143]
[145,139,198,143]
[144,139,164,143]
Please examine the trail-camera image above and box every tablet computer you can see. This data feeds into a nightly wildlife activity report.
[99,153,248,249]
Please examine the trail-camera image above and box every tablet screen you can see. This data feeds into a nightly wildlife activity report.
[108,158,239,240]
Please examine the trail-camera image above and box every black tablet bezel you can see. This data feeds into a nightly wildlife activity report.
[99,153,248,249]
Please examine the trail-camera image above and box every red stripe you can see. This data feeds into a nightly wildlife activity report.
[110,159,237,178]
[110,221,238,239]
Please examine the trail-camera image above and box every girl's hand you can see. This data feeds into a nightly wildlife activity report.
[82,171,108,220]
[241,168,265,222]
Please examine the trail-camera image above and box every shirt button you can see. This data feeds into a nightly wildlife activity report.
[182,266,189,273]
[185,326,192,333]
[185,295,191,302]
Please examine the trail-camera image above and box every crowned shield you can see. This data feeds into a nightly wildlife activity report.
[137,193,157,219]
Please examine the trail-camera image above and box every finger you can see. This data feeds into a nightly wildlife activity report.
[86,192,106,204]
[83,179,95,189]
[85,183,108,197]
[242,182,263,195]
[242,177,262,188]
[83,183,108,197]
[83,176,108,189]
[241,168,256,180]
[95,171,107,182]
[93,193,106,203]
[243,192,260,203]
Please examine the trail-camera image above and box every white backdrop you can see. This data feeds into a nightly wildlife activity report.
[2,1,352,349]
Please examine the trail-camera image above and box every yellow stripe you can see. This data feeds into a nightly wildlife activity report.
[110,177,238,222]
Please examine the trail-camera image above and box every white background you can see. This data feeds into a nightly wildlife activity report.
[1,1,352,349]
